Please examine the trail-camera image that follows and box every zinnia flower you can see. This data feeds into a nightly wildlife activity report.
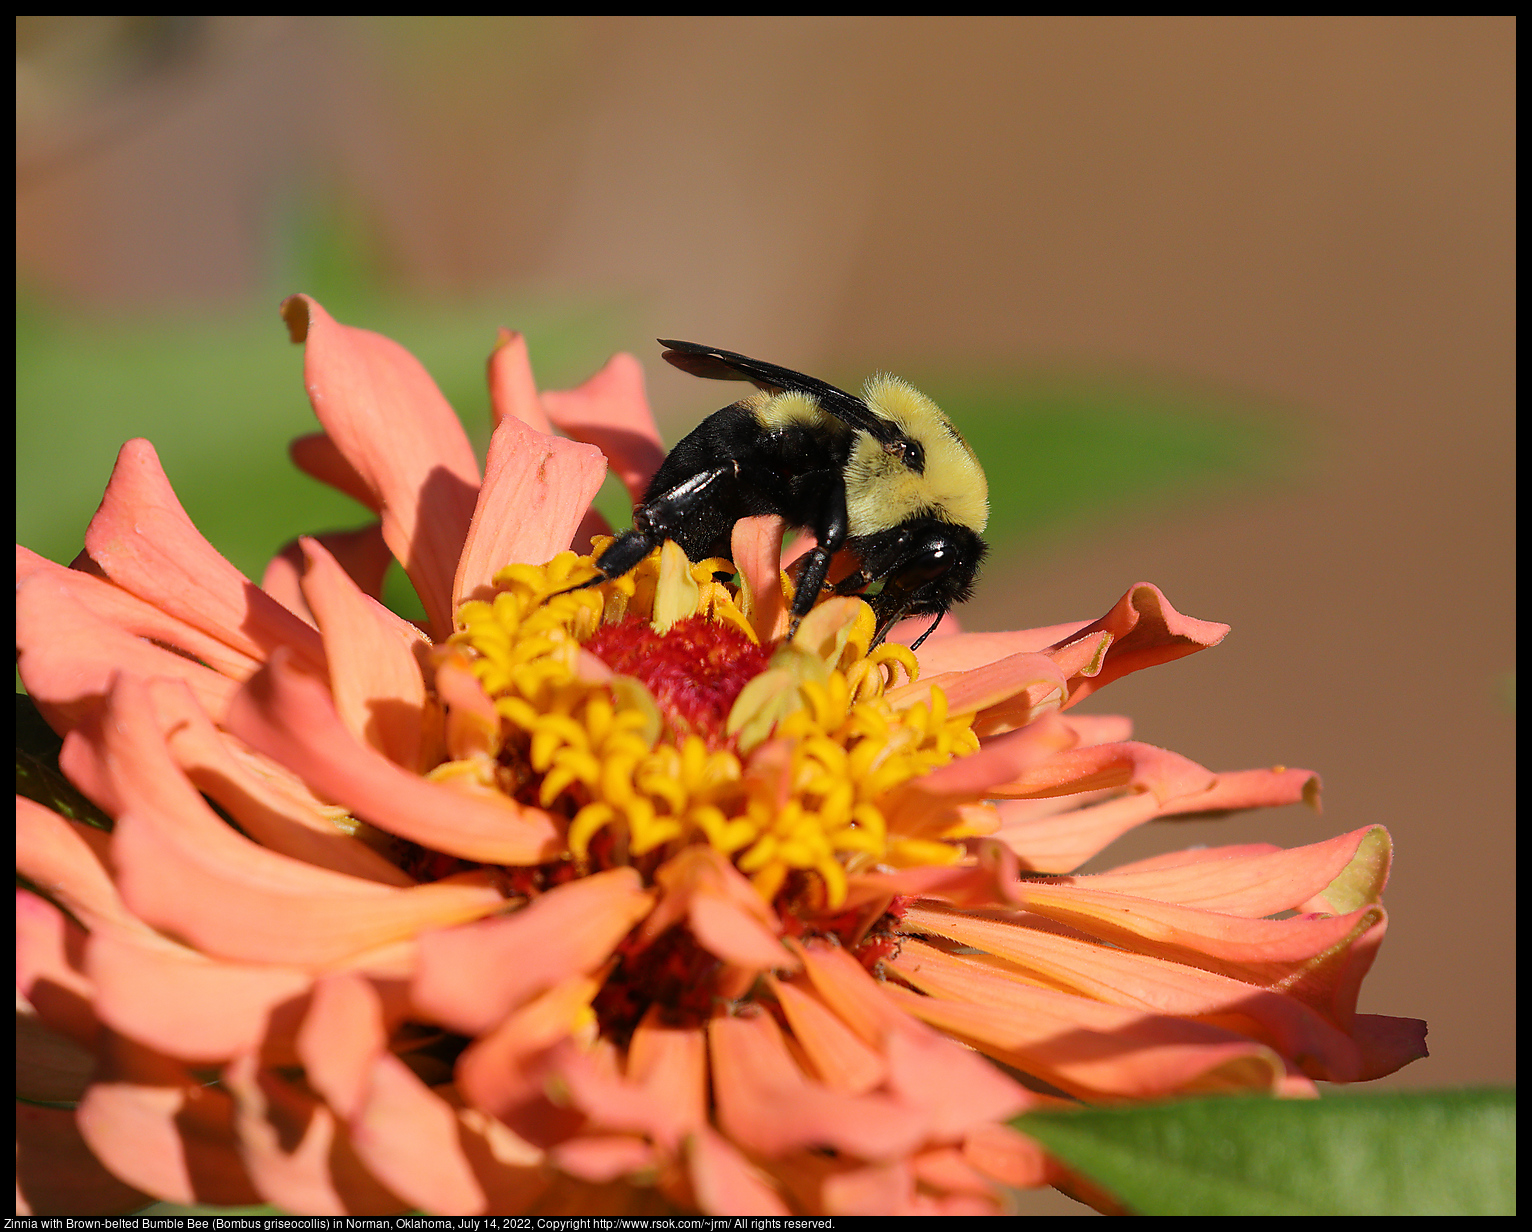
[16,296,1427,1217]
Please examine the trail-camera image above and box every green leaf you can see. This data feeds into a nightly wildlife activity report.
[1014,1088,1515,1215]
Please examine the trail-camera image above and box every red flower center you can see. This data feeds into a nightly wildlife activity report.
[584,613,771,749]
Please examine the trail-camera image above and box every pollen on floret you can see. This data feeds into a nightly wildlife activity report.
[448,544,979,910]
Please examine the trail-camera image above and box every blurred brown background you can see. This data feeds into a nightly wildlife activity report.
[17,15,1514,1212]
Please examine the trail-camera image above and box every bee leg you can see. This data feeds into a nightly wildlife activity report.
[631,464,738,544]
[564,527,652,590]
[784,478,849,641]
[566,464,740,592]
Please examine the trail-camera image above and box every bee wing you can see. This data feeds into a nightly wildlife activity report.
[659,339,842,397]
[658,340,904,448]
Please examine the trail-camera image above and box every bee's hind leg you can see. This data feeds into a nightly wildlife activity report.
[561,528,655,592]
[562,464,740,593]
[783,477,849,642]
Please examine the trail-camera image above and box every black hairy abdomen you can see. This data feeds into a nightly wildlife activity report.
[642,405,853,562]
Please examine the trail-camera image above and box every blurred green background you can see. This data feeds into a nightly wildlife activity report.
[16,17,1514,1213]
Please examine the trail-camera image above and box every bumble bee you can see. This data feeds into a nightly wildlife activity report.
[583,339,989,650]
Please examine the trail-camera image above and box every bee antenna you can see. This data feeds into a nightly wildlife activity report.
[907,611,945,652]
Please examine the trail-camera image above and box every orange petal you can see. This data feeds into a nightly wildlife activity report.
[1005,880,1400,1032]
[686,1126,792,1217]
[1017,879,1383,971]
[226,649,561,864]
[453,974,604,1144]
[1058,712,1135,746]
[76,1032,261,1207]
[731,515,791,644]
[224,1050,405,1215]
[296,971,397,1122]
[86,921,313,1064]
[708,1011,927,1160]
[300,536,430,771]
[145,676,414,885]
[842,846,1023,912]
[18,545,263,682]
[1162,764,1323,817]
[982,738,1217,800]
[643,846,792,973]
[1348,1013,1430,1079]
[887,650,1073,735]
[454,410,607,608]
[881,1020,1033,1135]
[541,351,666,507]
[282,294,482,640]
[1080,825,1381,916]
[994,765,1324,878]
[17,573,239,731]
[893,710,1078,808]
[788,932,929,1046]
[1047,582,1229,708]
[882,977,1284,1100]
[17,986,95,1104]
[767,973,888,1095]
[349,1053,548,1216]
[109,803,502,966]
[993,790,1166,873]
[261,543,316,627]
[791,941,1030,1133]
[16,794,136,932]
[689,891,795,970]
[488,329,555,433]
[435,649,502,761]
[555,1017,708,1151]
[548,1134,657,1184]
[910,622,1095,676]
[16,1101,153,1215]
[63,675,503,965]
[910,1144,1000,1199]
[627,1014,710,1138]
[264,524,396,627]
[1300,825,1391,914]
[289,431,381,512]
[82,438,327,674]
[17,888,100,1051]
[919,1191,1008,1216]
[413,868,652,1035]
[820,1158,914,1215]
[897,922,1371,1081]
[1046,628,1115,688]
[962,1121,1054,1190]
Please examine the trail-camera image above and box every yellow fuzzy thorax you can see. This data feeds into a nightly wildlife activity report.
[844,374,989,536]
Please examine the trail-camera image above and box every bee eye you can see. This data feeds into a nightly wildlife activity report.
[901,538,957,583]
[885,438,924,471]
